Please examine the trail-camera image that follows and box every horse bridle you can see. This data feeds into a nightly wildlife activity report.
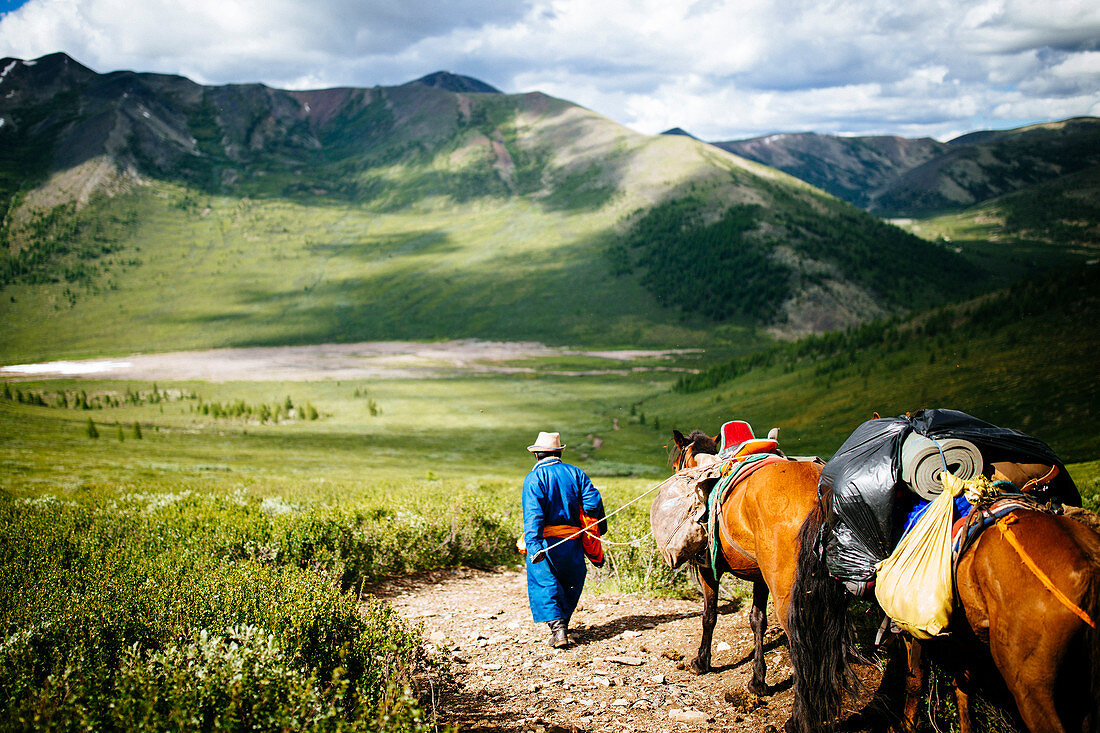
[671,434,718,472]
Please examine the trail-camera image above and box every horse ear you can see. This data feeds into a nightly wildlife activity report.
[672,429,686,447]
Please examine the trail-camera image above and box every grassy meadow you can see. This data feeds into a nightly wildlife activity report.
[0,365,695,732]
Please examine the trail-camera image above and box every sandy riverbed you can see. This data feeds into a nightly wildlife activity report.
[1,340,700,381]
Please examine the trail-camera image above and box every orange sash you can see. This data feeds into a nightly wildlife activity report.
[542,510,604,566]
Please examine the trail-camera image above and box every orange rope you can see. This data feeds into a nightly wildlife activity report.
[994,516,1095,628]
[1020,464,1059,493]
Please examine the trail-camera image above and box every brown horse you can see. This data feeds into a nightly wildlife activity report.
[669,429,822,697]
[787,485,1100,733]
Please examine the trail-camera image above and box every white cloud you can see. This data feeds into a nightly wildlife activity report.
[1,0,1097,139]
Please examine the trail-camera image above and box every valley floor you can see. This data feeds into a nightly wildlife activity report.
[0,340,700,381]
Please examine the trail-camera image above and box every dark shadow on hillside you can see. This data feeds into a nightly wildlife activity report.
[166,225,695,348]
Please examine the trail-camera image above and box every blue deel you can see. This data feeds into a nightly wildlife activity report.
[522,457,604,624]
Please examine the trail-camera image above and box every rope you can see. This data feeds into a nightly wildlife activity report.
[1020,464,1059,493]
[994,515,1096,629]
[531,474,676,562]
[597,531,653,547]
[927,435,950,474]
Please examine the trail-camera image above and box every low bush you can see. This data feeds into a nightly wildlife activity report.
[0,490,520,731]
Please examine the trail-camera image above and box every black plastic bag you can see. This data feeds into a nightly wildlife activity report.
[820,416,910,584]
[821,408,1078,584]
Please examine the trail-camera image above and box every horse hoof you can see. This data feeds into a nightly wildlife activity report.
[688,659,710,675]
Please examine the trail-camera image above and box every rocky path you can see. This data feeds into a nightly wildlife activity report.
[374,567,815,733]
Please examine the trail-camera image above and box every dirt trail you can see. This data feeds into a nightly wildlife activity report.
[374,567,808,733]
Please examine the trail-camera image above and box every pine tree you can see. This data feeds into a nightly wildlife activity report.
[116,422,125,442]
[86,418,99,439]
[132,421,143,439]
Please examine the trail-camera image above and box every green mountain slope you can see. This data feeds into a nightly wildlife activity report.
[2,54,984,361]
[638,265,1100,463]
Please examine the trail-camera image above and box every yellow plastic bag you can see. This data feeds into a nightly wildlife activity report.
[874,472,966,639]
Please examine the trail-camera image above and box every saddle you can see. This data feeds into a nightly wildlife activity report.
[650,420,785,570]
[953,488,1063,566]
[706,452,787,570]
[717,420,779,459]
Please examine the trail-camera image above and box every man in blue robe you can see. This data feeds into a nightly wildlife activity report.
[522,431,604,648]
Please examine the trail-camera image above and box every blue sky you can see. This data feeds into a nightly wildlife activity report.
[1,0,1097,141]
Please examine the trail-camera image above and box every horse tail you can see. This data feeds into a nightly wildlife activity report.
[787,492,852,733]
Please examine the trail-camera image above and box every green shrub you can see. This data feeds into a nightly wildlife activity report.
[0,495,453,732]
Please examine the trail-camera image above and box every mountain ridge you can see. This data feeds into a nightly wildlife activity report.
[0,53,1019,360]
[713,118,1100,219]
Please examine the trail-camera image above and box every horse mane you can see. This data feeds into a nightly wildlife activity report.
[687,430,719,455]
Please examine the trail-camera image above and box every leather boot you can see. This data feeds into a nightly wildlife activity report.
[547,619,569,648]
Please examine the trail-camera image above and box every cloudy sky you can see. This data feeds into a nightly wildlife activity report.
[1,0,1098,141]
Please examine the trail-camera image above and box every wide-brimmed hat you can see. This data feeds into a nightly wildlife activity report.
[527,431,566,452]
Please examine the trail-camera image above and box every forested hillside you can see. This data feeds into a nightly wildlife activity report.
[646,265,1099,462]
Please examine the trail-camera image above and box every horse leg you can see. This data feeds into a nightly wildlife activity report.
[952,668,976,733]
[690,561,720,674]
[749,580,770,696]
[896,636,924,733]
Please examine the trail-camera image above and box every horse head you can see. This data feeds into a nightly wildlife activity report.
[671,429,720,471]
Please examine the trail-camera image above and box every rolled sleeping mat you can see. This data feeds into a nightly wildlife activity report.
[901,433,984,501]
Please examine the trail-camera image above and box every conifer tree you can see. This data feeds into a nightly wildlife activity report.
[86,418,99,439]
[116,422,125,442]
[132,421,143,439]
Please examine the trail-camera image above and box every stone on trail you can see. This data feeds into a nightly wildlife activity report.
[669,709,711,724]
[606,655,644,666]
[715,641,731,652]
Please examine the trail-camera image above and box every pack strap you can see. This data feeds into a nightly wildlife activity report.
[994,514,1095,629]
